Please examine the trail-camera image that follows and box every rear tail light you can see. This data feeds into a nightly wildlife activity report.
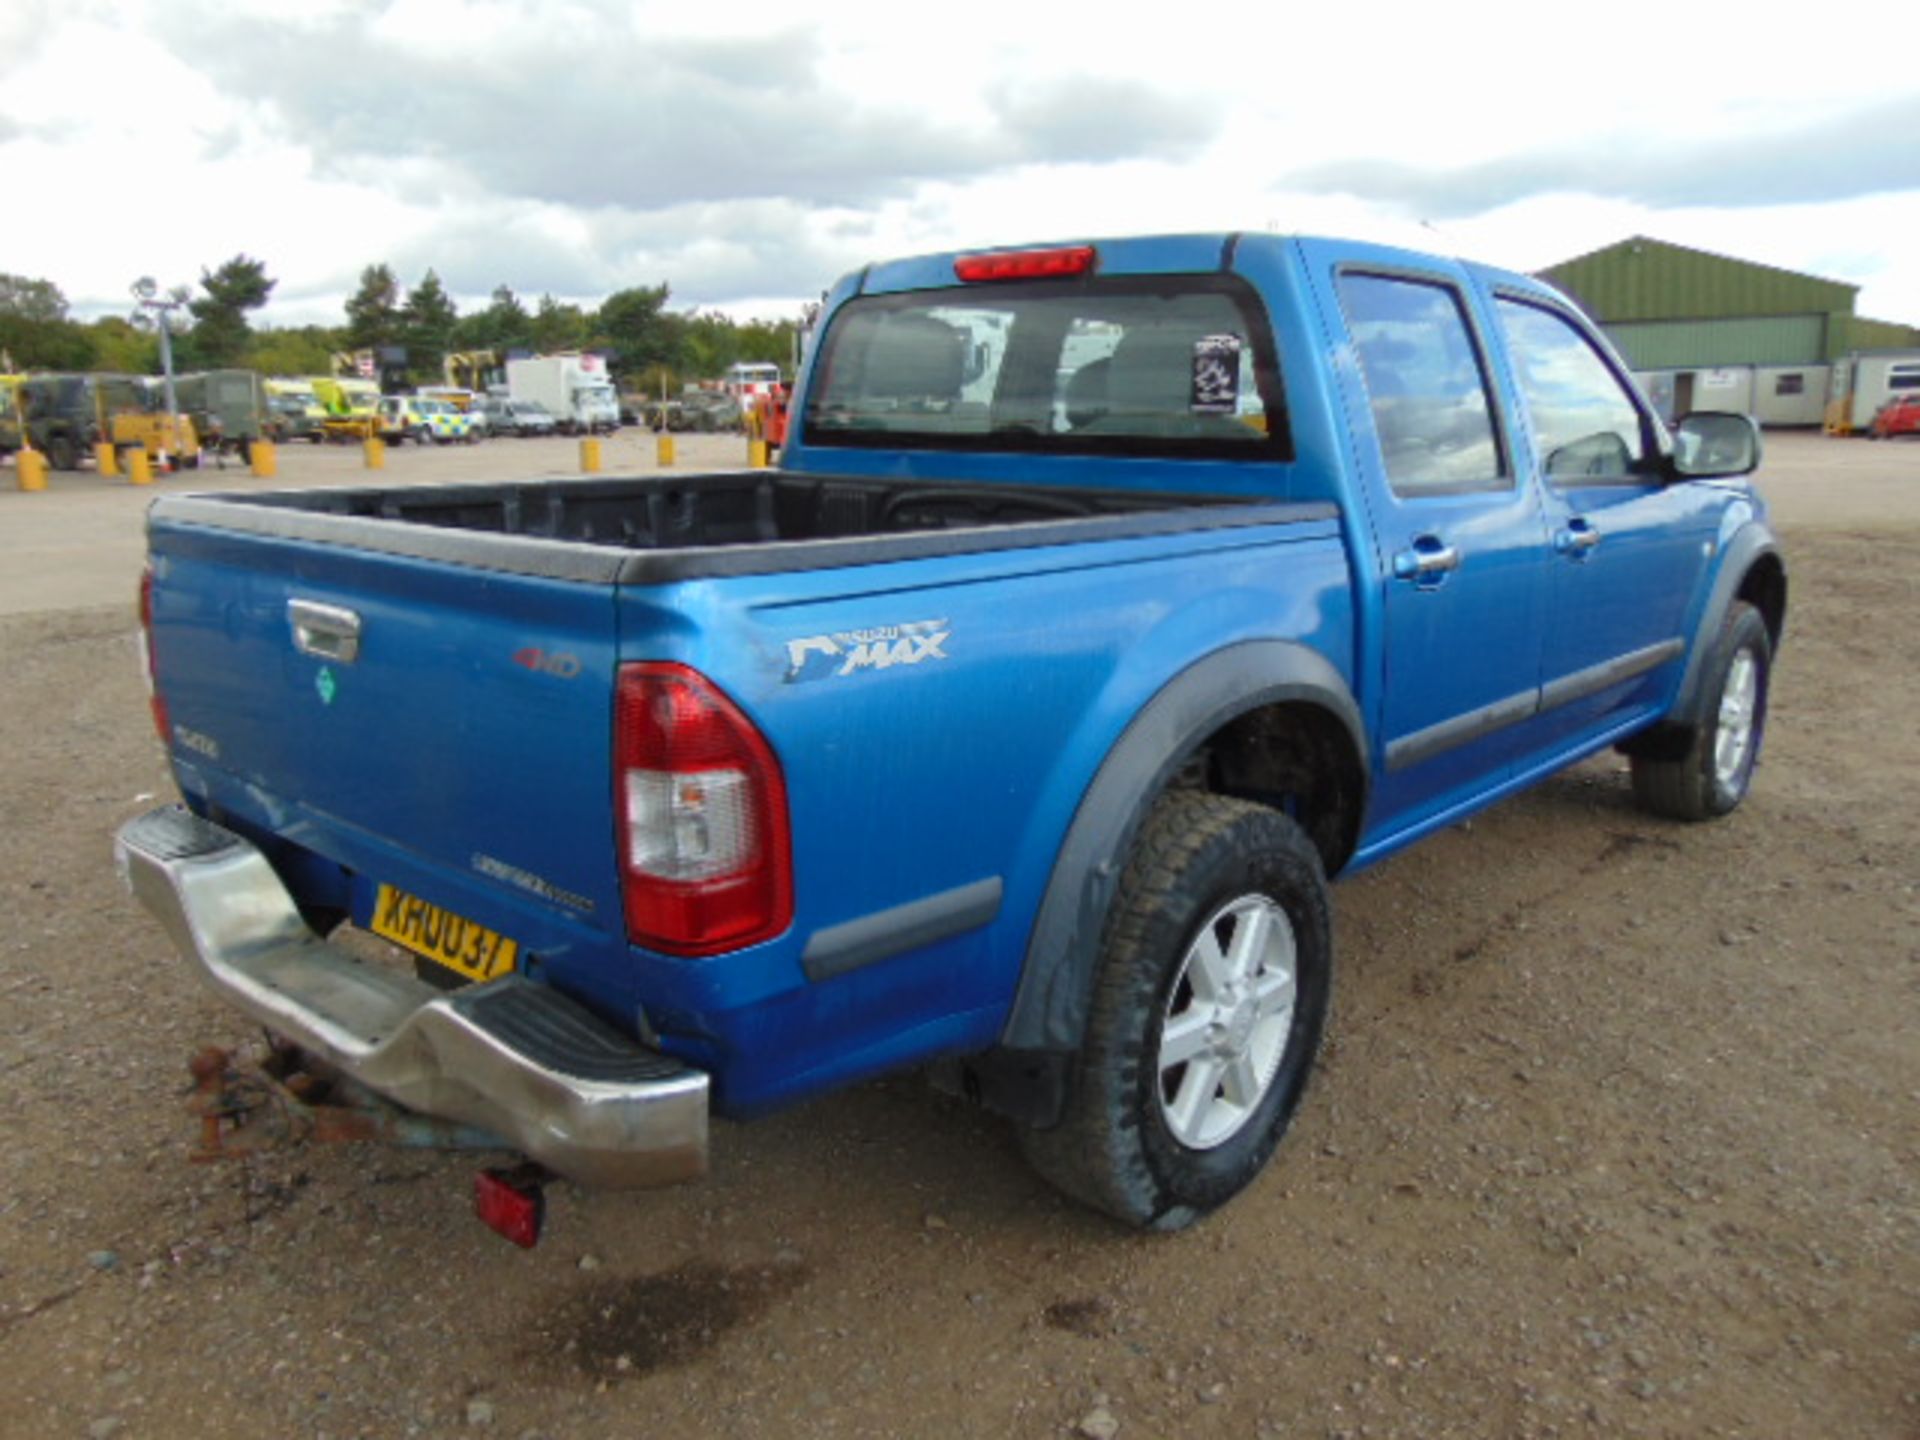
[138,562,169,743]
[615,663,792,955]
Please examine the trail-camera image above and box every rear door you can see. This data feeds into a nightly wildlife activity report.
[1301,244,1550,833]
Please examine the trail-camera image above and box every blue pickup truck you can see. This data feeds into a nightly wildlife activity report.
[118,233,1785,1234]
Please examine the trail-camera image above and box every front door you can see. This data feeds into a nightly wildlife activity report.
[1488,293,1721,759]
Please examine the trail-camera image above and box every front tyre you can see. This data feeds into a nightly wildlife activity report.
[1019,792,1332,1230]
[1631,601,1772,821]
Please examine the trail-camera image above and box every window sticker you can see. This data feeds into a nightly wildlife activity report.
[1191,334,1243,413]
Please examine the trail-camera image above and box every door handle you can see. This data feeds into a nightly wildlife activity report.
[1555,517,1602,557]
[288,599,363,663]
[1391,536,1460,584]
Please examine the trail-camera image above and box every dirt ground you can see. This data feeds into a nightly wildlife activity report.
[0,432,1915,1439]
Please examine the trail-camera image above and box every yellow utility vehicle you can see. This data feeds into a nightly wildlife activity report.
[312,376,382,442]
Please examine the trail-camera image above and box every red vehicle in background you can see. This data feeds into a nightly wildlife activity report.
[1868,394,1920,438]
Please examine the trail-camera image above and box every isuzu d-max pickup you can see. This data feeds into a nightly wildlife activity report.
[117,233,1785,1232]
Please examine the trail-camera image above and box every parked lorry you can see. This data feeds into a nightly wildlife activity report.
[0,373,98,470]
[506,353,620,434]
[174,370,270,463]
[118,233,1785,1239]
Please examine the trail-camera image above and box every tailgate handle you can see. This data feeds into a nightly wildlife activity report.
[289,600,363,663]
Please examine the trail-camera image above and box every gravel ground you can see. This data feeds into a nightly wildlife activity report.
[0,432,1915,1438]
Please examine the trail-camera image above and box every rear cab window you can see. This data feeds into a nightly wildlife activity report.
[802,278,1291,461]
[1334,271,1507,497]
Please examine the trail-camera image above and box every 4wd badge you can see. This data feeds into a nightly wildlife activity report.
[785,619,950,682]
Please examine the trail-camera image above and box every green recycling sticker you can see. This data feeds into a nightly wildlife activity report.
[315,667,337,705]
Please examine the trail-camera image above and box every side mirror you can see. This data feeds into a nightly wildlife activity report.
[1670,411,1762,480]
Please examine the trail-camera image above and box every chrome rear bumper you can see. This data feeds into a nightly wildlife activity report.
[115,805,707,1189]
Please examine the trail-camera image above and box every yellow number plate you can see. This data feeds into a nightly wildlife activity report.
[370,884,519,984]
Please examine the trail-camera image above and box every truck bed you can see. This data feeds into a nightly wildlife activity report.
[153,471,1324,584]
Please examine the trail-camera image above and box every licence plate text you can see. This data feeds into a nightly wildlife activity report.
[370,884,519,984]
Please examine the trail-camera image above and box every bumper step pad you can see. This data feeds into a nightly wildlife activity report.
[116,805,708,1188]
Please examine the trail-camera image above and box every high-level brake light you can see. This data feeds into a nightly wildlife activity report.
[615,663,792,956]
[954,246,1097,283]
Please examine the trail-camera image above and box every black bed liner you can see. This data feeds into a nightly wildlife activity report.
[151,470,1337,586]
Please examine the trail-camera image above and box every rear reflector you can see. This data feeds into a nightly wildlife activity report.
[954,246,1096,283]
[615,663,792,956]
[138,562,169,743]
[474,1167,544,1248]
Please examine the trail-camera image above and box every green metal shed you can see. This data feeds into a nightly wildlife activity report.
[1538,236,1856,324]
[1538,237,1919,397]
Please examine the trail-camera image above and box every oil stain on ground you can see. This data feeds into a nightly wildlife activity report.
[529,1258,810,1379]
[1043,1296,1115,1338]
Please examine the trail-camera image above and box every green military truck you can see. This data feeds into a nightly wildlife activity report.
[0,375,100,471]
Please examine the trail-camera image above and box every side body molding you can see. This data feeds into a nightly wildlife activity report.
[1000,640,1365,1055]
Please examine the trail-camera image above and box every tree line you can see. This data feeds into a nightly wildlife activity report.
[1,255,803,392]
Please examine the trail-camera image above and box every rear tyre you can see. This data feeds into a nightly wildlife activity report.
[1631,601,1771,821]
[1018,791,1332,1230]
[46,432,79,471]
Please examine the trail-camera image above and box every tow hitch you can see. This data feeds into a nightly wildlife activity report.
[185,1041,552,1247]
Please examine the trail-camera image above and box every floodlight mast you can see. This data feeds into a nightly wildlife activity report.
[131,278,183,452]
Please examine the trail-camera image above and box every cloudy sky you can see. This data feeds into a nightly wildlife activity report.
[5,0,1919,330]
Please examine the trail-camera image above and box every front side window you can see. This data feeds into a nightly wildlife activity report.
[1496,298,1650,480]
[1335,273,1505,496]
[803,278,1288,460]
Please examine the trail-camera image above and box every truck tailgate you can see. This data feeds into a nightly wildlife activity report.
[147,520,625,945]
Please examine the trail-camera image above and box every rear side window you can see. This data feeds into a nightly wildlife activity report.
[1335,273,1505,496]
[1495,298,1649,480]
[803,278,1289,460]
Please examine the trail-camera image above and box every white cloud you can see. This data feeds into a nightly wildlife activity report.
[2,0,1917,333]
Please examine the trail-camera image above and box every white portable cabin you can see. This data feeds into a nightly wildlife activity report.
[1751,366,1827,426]
[1631,367,1755,424]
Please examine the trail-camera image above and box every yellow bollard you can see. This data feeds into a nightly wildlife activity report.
[250,440,278,478]
[364,436,386,470]
[748,438,770,469]
[580,436,602,473]
[95,441,119,477]
[16,449,48,491]
[656,432,675,467]
[127,449,153,485]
